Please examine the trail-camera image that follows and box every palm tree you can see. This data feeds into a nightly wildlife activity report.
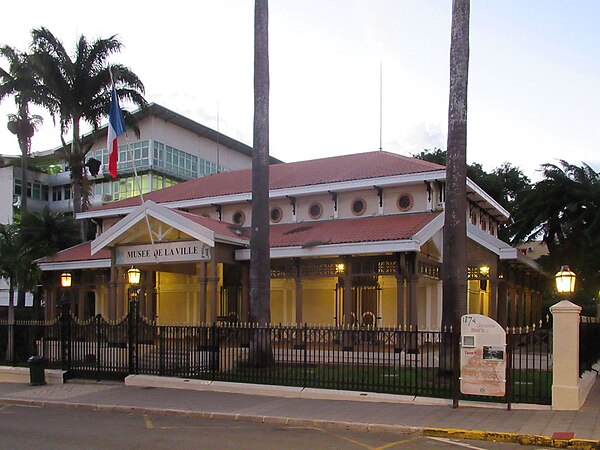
[442,0,470,330]
[20,208,80,257]
[441,0,470,406]
[513,160,600,306]
[0,46,45,212]
[249,0,273,366]
[30,27,146,239]
[0,223,39,360]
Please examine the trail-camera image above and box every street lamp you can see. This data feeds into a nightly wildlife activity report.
[127,267,141,317]
[127,267,141,285]
[479,265,490,291]
[555,265,576,296]
[59,272,72,317]
[60,272,72,288]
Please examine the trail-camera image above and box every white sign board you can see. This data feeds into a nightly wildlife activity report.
[460,314,506,397]
[116,241,211,265]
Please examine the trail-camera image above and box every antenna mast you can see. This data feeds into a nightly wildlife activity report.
[379,62,383,151]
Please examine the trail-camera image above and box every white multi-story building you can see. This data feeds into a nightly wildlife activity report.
[0,103,278,307]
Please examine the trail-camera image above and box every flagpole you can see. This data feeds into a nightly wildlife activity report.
[109,67,158,262]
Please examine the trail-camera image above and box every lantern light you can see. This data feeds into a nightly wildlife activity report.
[335,263,345,274]
[127,267,141,285]
[555,265,576,294]
[60,272,72,288]
[479,266,490,277]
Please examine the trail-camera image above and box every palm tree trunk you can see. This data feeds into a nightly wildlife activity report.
[249,0,273,367]
[6,283,15,362]
[443,0,470,327]
[18,105,29,212]
[70,119,87,241]
[441,0,470,405]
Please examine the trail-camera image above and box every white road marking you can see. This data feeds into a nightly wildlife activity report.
[427,437,489,450]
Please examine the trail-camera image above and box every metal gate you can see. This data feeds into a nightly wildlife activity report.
[334,280,382,327]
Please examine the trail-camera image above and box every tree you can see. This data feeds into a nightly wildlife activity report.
[513,161,600,311]
[30,28,146,239]
[442,0,470,331]
[0,223,39,359]
[0,46,44,211]
[415,149,531,242]
[249,0,273,366]
[20,208,80,257]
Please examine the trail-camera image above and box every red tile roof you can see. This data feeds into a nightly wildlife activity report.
[40,212,439,265]
[269,212,440,248]
[173,210,249,242]
[40,242,111,264]
[91,151,444,212]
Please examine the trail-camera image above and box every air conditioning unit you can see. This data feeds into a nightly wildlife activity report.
[101,193,113,203]
[12,195,21,208]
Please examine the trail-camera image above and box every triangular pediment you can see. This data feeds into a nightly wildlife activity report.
[91,201,217,255]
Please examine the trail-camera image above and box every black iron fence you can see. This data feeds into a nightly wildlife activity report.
[580,316,600,376]
[0,308,552,405]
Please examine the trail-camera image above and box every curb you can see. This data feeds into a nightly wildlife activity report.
[423,428,600,450]
[1,397,598,449]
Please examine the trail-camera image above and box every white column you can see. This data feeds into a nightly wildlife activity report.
[550,300,582,410]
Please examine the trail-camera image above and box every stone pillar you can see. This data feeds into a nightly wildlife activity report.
[77,286,86,320]
[208,261,219,323]
[46,287,57,321]
[294,277,303,326]
[198,262,208,324]
[509,284,517,328]
[497,281,508,328]
[144,271,156,320]
[407,274,419,353]
[550,300,582,410]
[116,267,125,320]
[240,263,249,323]
[489,279,498,321]
[343,274,353,326]
[342,267,354,351]
[395,274,405,328]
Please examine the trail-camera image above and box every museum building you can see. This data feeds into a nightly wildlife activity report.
[38,151,545,330]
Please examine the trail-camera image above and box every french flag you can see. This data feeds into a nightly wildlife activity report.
[107,87,125,178]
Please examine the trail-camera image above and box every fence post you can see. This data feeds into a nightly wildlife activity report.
[550,300,581,410]
[60,303,71,372]
[128,297,139,375]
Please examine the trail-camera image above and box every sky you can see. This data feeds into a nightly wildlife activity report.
[0,0,599,181]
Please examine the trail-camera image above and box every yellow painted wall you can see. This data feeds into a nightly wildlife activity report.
[380,275,398,327]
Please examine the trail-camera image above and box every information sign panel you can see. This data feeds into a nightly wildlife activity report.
[460,314,506,397]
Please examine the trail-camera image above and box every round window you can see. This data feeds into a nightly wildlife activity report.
[308,203,323,219]
[232,210,245,226]
[270,207,283,223]
[397,193,414,212]
[351,198,366,216]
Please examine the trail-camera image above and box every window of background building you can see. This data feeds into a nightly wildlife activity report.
[52,187,62,202]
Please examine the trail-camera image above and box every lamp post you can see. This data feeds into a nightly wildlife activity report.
[59,272,72,316]
[479,265,490,291]
[127,267,141,314]
[555,265,576,299]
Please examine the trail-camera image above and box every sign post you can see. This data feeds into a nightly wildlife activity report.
[460,314,506,397]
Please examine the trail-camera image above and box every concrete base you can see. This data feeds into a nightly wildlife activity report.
[551,361,600,410]
[0,366,65,385]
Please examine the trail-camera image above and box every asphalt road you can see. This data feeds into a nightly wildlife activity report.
[0,404,551,450]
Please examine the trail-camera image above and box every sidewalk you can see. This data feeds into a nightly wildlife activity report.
[1,376,599,449]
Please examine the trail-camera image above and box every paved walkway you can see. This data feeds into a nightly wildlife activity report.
[1,377,599,448]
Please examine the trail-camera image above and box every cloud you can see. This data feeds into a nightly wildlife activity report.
[386,122,446,155]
